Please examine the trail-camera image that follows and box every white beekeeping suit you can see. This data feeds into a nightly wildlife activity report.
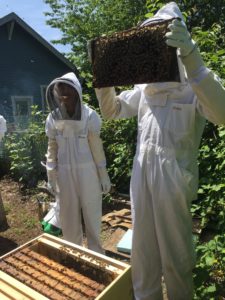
[45,72,111,253]
[0,115,6,141]
[95,2,225,300]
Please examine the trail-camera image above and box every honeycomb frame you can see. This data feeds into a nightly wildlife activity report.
[91,18,180,88]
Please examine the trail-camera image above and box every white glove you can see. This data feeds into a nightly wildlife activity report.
[98,167,111,194]
[165,19,196,57]
[47,168,58,195]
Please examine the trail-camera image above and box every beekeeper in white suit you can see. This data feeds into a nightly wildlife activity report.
[95,2,225,299]
[45,72,111,253]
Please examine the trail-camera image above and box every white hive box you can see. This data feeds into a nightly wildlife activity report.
[0,233,133,300]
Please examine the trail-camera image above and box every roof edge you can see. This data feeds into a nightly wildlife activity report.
[0,12,78,75]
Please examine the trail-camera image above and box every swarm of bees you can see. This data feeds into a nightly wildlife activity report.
[91,18,180,88]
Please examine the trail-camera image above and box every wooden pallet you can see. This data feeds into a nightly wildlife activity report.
[0,233,133,300]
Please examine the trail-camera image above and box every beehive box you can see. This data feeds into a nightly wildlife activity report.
[91,18,180,88]
[0,233,133,300]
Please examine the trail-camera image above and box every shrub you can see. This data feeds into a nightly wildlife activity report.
[4,106,47,188]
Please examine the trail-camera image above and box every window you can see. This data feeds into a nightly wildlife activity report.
[11,96,33,129]
[41,85,47,111]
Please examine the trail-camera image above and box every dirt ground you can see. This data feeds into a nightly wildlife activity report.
[1,176,224,300]
[0,176,44,256]
[0,176,170,300]
[0,176,129,257]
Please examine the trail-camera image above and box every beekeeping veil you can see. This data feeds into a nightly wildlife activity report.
[141,2,187,83]
[46,72,82,120]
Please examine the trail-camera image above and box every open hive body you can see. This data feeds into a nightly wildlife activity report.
[91,18,180,88]
[0,233,132,300]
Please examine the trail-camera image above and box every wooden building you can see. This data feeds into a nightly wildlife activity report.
[0,12,77,129]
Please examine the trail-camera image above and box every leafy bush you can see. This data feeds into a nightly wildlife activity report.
[191,124,225,233]
[194,234,225,299]
[101,117,137,193]
[4,106,47,188]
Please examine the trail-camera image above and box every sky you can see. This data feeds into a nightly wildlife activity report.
[0,0,71,53]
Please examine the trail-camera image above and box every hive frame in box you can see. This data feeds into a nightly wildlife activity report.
[91,18,180,88]
[0,233,133,300]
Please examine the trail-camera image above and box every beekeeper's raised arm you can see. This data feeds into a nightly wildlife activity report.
[166,18,225,125]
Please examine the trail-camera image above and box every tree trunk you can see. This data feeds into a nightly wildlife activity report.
[0,192,7,226]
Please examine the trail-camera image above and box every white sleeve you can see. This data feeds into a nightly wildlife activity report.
[88,110,106,168]
[181,48,225,125]
[46,138,58,168]
[45,113,57,139]
[95,86,141,120]
[45,114,58,168]
[88,109,102,133]
[118,85,141,118]
[193,72,225,125]
[88,132,107,168]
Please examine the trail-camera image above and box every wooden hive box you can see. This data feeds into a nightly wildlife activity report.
[0,233,133,300]
[91,18,180,88]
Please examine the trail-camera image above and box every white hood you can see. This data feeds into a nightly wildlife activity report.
[59,72,82,102]
[141,2,184,27]
[139,2,187,92]
[46,72,83,120]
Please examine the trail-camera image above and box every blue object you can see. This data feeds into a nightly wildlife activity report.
[117,229,133,254]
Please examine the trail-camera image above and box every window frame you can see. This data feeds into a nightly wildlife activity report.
[11,95,33,126]
[40,85,48,112]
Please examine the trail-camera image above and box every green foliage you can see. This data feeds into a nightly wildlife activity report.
[4,106,47,187]
[43,1,225,206]
[101,117,137,193]
[190,20,225,296]
[44,0,148,71]
[192,23,225,80]
[44,0,146,192]
[146,0,166,17]
[136,5,225,296]
[41,3,225,296]
[191,27,224,233]
[0,141,10,176]
[192,124,225,233]
[146,0,225,30]
[194,234,225,299]
[1,0,224,297]
[188,22,225,234]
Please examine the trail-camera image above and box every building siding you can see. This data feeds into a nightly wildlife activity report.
[0,19,75,126]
